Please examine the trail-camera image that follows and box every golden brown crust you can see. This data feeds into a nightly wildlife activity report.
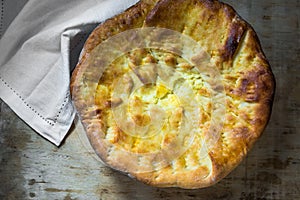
[71,0,275,189]
[71,0,158,93]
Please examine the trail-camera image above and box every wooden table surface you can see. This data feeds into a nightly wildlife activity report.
[1,0,299,199]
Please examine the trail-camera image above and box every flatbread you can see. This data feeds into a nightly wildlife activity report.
[70,0,275,189]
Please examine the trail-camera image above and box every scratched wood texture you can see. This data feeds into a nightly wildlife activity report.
[0,0,299,199]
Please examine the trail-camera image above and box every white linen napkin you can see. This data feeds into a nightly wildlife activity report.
[0,0,139,146]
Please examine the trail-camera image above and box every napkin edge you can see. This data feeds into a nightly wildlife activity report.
[0,76,76,146]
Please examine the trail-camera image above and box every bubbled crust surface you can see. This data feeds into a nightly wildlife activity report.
[71,0,275,189]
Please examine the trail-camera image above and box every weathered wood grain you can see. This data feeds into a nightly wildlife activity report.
[1,0,300,199]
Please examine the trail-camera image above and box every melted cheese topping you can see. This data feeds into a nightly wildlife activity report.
[95,49,213,157]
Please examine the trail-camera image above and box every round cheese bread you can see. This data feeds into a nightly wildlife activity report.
[71,0,275,189]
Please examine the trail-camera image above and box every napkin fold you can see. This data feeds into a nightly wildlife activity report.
[0,0,139,146]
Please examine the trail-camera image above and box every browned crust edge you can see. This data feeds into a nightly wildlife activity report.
[71,0,158,94]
